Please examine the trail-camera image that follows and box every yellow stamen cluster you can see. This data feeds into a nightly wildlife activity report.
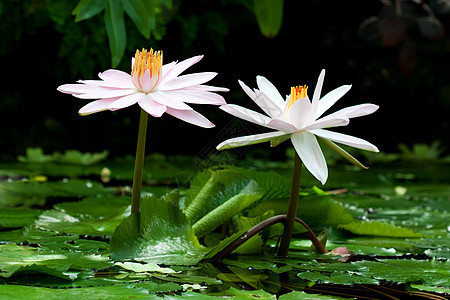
[286,85,308,112]
[131,48,163,78]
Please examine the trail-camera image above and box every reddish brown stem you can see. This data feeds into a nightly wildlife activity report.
[210,214,327,261]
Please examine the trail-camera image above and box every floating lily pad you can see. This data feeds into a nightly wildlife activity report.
[35,196,130,236]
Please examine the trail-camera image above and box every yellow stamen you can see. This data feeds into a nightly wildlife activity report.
[285,85,308,112]
[131,48,163,78]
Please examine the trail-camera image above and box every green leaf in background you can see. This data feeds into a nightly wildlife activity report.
[105,0,126,67]
[254,0,283,38]
[110,191,207,265]
[17,147,53,164]
[72,0,108,22]
[0,207,42,229]
[121,0,152,39]
[53,150,109,165]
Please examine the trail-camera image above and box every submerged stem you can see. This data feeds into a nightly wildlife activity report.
[131,109,149,214]
[278,152,302,257]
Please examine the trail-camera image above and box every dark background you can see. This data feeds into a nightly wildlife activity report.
[1,0,449,160]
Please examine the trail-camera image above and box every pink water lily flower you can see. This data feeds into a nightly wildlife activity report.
[216,70,379,184]
[58,49,228,128]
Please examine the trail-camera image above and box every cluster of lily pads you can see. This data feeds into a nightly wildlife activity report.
[0,150,449,298]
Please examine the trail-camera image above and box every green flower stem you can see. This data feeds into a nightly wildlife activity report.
[131,109,149,214]
[278,152,302,257]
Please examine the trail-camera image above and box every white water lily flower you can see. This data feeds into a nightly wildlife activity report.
[216,70,379,184]
[58,48,228,128]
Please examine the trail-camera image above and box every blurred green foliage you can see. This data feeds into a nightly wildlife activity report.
[0,0,449,159]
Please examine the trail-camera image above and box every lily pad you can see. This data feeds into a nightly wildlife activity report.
[35,196,130,236]
[110,191,207,265]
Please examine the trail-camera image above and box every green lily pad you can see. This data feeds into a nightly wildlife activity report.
[110,191,207,265]
[338,221,424,238]
[0,243,112,279]
[35,196,130,236]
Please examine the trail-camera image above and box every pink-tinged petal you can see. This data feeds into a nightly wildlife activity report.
[78,99,116,116]
[150,91,192,110]
[316,84,352,119]
[220,104,273,129]
[291,131,328,185]
[325,103,379,120]
[74,88,136,99]
[161,55,203,84]
[141,69,152,92]
[162,90,226,105]
[159,72,217,91]
[185,84,229,92]
[217,131,287,150]
[165,107,214,128]
[97,70,134,88]
[266,119,298,133]
[311,129,379,152]
[161,61,177,77]
[138,94,167,117]
[256,76,285,111]
[57,84,101,95]
[303,116,349,131]
[311,69,325,116]
[254,89,285,120]
[108,92,143,110]
[288,97,314,129]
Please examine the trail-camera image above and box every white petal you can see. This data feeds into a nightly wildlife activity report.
[185,84,229,92]
[316,84,352,119]
[256,76,285,111]
[138,94,167,117]
[303,116,349,131]
[288,97,314,129]
[290,132,328,185]
[161,55,203,84]
[238,80,256,101]
[57,84,102,95]
[217,131,287,150]
[254,89,285,119]
[159,72,217,91]
[78,99,116,116]
[150,91,192,110]
[161,90,226,105]
[266,119,298,133]
[108,93,143,110]
[325,103,379,120]
[220,104,273,129]
[311,69,325,116]
[165,107,214,128]
[311,129,379,152]
[97,69,134,88]
[74,88,136,99]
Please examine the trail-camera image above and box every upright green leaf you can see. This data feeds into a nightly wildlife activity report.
[254,0,283,38]
[72,0,108,22]
[121,0,152,39]
[104,0,126,67]
[110,191,207,265]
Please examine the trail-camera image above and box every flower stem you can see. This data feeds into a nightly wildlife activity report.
[278,152,302,257]
[131,108,149,214]
[210,215,327,261]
